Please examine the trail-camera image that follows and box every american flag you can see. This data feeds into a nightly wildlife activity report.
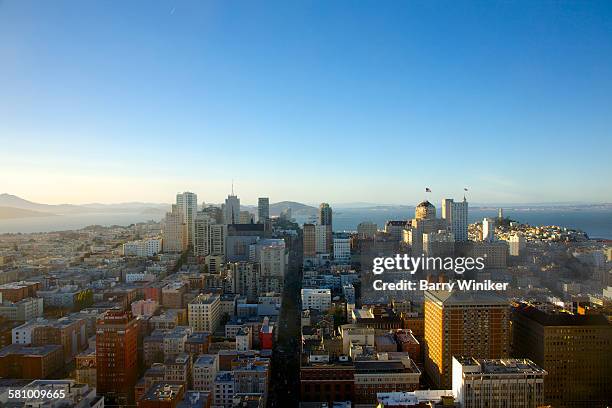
[425,187,431,193]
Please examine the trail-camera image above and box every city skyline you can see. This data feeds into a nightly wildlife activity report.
[1,1,612,204]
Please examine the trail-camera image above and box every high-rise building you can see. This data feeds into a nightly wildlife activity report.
[512,303,612,407]
[188,293,221,332]
[252,239,287,294]
[176,192,198,248]
[163,205,187,253]
[194,212,212,257]
[224,194,240,225]
[303,224,316,258]
[452,356,546,408]
[258,197,270,223]
[441,198,468,242]
[96,311,138,405]
[424,290,510,389]
[318,203,333,252]
[333,236,351,263]
[315,224,329,254]
[482,218,496,242]
[210,224,227,256]
[239,210,254,224]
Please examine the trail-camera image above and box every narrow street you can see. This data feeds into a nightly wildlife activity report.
[268,242,302,408]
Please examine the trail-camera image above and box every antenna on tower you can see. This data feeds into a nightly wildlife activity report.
[231,179,234,195]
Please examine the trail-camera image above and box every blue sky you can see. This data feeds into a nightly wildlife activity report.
[1,0,611,205]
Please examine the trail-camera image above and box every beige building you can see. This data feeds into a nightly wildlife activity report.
[188,293,221,332]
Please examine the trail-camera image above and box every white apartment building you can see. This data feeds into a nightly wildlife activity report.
[188,293,221,332]
[214,371,235,408]
[193,354,219,392]
[452,356,546,408]
[236,327,252,351]
[333,237,351,264]
[315,225,328,254]
[0,297,43,321]
[301,288,331,312]
[122,238,162,257]
[194,212,212,257]
[509,234,526,256]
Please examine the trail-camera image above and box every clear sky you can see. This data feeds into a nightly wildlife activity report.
[1,1,611,205]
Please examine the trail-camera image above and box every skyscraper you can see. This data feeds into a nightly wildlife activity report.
[303,224,316,258]
[258,197,270,223]
[194,212,212,257]
[318,203,333,253]
[441,198,468,242]
[512,303,612,407]
[424,290,510,388]
[224,194,240,225]
[176,192,198,248]
[415,200,436,220]
[163,205,187,253]
[318,203,332,226]
[96,311,138,405]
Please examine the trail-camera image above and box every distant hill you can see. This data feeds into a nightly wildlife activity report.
[0,193,85,214]
[0,206,57,219]
[270,201,317,217]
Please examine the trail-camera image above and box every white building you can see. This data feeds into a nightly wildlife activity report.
[0,297,43,321]
[213,371,235,408]
[441,198,468,242]
[122,238,162,257]
[194,212,212,257]
[235,327,252,351]
[315,225,329,254]
[12,319,46,344]
[176,191,198,248]
[301,288,332,312]
[509,234,526,256]
[251,239,287,294]
[193,354,219,392]
[188,293,221,332]
[333,237,351,264]
[452,356,546,408]
[483,218,496,242]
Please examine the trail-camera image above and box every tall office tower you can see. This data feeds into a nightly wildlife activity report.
[258,197,270,223]
[512,303,612,407]
[163,205,187,253]
[303,224,316,258]
[176,192,198,248]
[441,198,468,242]
[424,290,510,389]
[357,221,378,239]
[188,293,221,332]
[318,203,333,252]
[224,194,240,225]
[482,218,496,242]
[415,200,436,220]
[452,357,546,408]
[96,311,138,405]
[194,212,212,257]
[210,224,227,256]
[498,208,504,220]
